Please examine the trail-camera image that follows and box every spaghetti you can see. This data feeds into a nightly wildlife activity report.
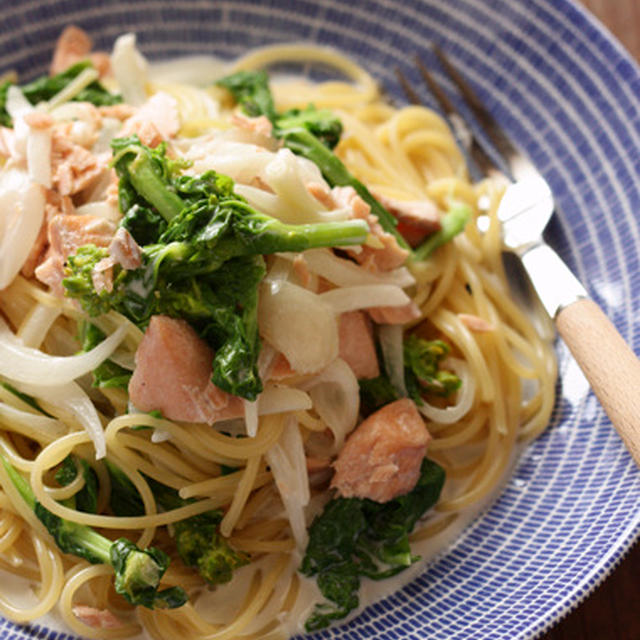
[0,31,556,640]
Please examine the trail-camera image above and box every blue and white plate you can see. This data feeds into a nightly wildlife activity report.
[1,1,639,639]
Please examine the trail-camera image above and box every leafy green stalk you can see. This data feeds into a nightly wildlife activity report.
[0,61,121,127]
[78,321,132,390]
[217,70,408,248]
[300,458,446,631]
[413,204,472,261]
[106,462,249,585]
[55,455,98,514]
[111,139,186,223]
[0,454,186,610]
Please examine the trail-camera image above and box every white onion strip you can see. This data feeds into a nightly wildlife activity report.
[17,304,61,349]
[417,358,476,425]
[282,248,415,288]
[0,317,127,386]
[0,402,66,443]
[26,127,52,188]
[257,386,312,415]
[264,415,309,550]
[243,399,259,438]
[14,380,106,459]
[319,284,410,314]
[299,358,359,452]
[378,324,407,397]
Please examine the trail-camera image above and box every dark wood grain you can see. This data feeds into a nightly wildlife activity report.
[542,1,640,638]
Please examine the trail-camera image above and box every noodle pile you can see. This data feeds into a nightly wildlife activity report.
[0,33,556,640]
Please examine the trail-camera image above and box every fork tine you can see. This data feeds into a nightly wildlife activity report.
[413,56,457,118]
[394,67,423,106]
[431,45,517,170]
[404,56,500,180]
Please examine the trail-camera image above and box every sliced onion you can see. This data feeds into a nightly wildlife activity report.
[299,357,359,452]
[75,201,121,222]
[47,66,99,109]
[151,429,171,443]
[243,399,259,438]
[17,304,61,349]
[148,55,229,86]
[319,284,410,314]
[6,86,32,161]
[0,317,127,386]
[0,402,66,442]
[111,33,148,106]
[107,348,136,371]
[378,323,407,397]
[285,248,415,288]
[185,140,274,184]
[264,415,309,549]
[262,149,327,223]
[417,357,476,424]
[15,380,106,459]
[257,342,277,379]
[0,171,45,289]
[26,127,51,188]
[257,386,312,415]
[235,184,281,218]
[258,280,338,374]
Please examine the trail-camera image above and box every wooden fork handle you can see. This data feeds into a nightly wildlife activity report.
[556,297,640,467]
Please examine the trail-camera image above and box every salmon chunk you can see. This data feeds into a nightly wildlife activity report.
[331,398,430,503]
[128,315,243,424]
[338,310,379,379]
[50,25,110,77]
[377,194,441,248]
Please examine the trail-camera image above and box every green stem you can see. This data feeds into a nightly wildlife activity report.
[254,218,370,252]
[281,128,409,249]
[413,204,472,262]
[73,526,112,564]
[128,149,185,222]
[0,455,35,509]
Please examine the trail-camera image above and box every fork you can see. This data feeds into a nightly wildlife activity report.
[396,48,640,467]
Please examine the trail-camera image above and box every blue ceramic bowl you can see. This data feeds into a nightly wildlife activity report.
[1,1,639,639]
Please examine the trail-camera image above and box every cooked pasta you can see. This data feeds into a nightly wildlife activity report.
[0,28,556,640]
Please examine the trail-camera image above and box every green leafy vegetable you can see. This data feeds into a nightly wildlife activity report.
[276,104,344,150]
[0,61,121,127]
[217,70,408,248]
[216,70,277,121]
[359,336,461,415]
[105,462,249,585]
[403,335,462,400]
[300,458,446,631]
[55,455,98,514]
[358,375,399,418]
[64,136,368,399]
[0,454,186,610]
[78,321,132,390]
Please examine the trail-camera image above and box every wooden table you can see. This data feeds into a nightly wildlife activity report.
[543,2,640,638]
